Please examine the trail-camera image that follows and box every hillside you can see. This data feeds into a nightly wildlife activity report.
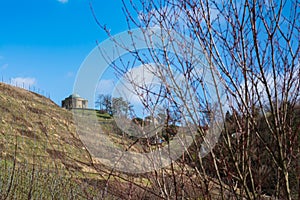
[0,83,143,199]
[0,82,92,171]
[0,82,183,199]
[0,82,263,199]
[0,83,102,199]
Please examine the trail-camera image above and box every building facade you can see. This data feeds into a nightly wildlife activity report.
[62,94,88,109]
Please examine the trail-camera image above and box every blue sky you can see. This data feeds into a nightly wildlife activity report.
[0,0,132,106]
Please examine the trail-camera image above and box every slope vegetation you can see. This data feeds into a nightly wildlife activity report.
[0,83,113,199]
[0,82,92,171]
[0,82,245,199]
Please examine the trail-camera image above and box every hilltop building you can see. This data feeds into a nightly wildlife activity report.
[62,94,88,109]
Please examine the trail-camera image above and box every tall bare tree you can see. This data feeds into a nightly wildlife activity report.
[92,0,299,199]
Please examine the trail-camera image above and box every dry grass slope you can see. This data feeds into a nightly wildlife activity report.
[0,82,264,199]
[0,83,120,199]
[0,83,178,199]
[0,82,92,171]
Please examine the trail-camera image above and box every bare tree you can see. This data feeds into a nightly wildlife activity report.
[92,0,299,199]
[96,94,113,114]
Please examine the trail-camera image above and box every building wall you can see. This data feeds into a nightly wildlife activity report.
[62,97,88,109]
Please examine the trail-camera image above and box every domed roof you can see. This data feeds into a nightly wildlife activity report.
[68,93,81,98]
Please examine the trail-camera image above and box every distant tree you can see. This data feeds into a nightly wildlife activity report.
[132,117,144,126]
[112,97,133,117]
[95,94,104,110]
[103,95,112,115]
[95,94,112,115]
